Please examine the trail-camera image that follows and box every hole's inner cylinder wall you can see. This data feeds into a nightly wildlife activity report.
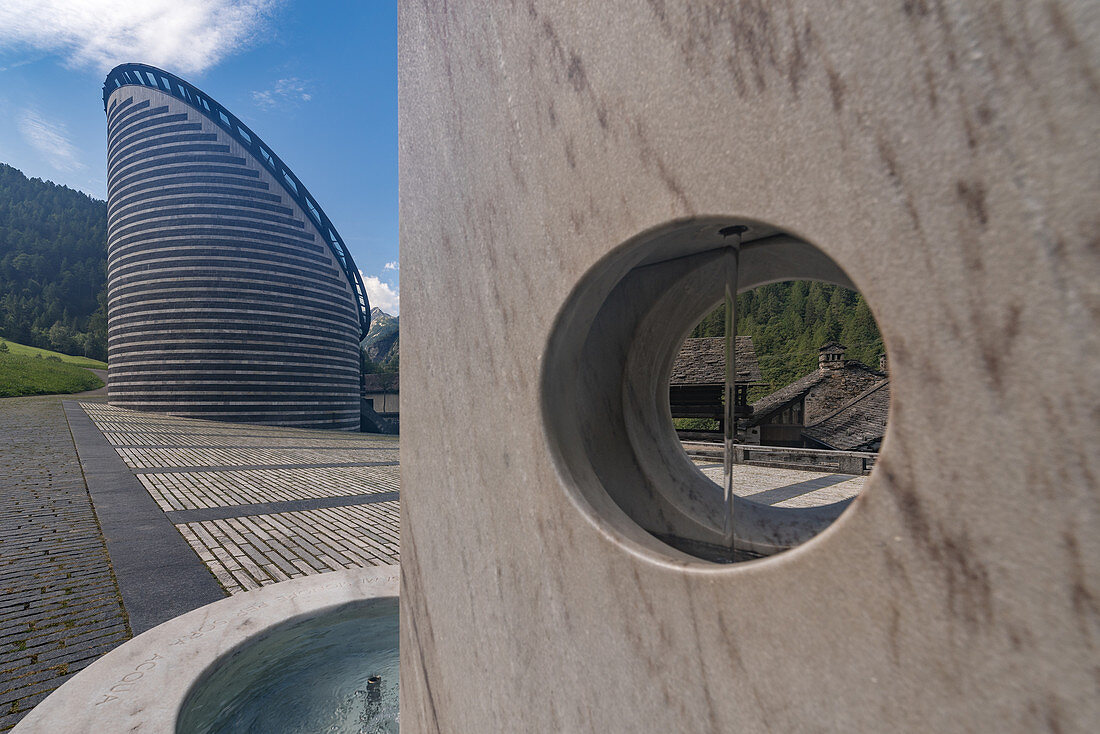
[542,217,884,564]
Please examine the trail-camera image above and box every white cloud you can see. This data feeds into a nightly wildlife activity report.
[0,0,279,75]
[0,59,33,73]
[18,109,85,172]
[360,272,399,316]
[383,261,398,271]
[252,77,311,110]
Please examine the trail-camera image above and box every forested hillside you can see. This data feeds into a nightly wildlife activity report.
[691,281,883,394]
[0,163,108,360]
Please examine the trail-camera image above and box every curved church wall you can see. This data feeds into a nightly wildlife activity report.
[104,82,361,430]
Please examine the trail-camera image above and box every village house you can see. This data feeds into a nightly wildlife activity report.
[745,342,888,448]
[801,377,890,451]
[361,372,399,434]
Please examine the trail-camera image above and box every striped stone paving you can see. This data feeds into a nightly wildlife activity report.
[112,446,399,470]
[176,502,400,592]
[79,403,400,596]
[137,465,400,511]
[693,460,865,507]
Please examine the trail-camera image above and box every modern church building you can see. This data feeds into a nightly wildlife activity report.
[102,64,369,430]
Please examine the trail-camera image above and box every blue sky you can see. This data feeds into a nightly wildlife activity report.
[0,0,399,313]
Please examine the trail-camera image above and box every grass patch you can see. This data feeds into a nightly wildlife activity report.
[0,338,106,368]
[673,418,720,431]
[0,351,104,397]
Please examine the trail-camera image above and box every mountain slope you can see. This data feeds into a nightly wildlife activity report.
[362,307,399,372]
[0,163,108,360]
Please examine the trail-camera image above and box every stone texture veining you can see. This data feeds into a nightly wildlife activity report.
[400,2,1099,732]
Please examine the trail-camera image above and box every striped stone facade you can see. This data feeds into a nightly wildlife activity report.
[105,84,361,430]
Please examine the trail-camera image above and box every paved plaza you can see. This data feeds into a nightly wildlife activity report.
[0,396,128,732]
[1,399,868,731]
[0,398,400,731]
[693,460,865,507]
[77,403,400,596]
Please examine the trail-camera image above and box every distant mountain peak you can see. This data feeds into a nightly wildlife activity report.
[363,308,399,371]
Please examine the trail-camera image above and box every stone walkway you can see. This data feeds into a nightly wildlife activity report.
[0,397,402,731]
[693,460,865,507]
[0,397,864,730]
[0,396,129,732]
[78,403,400,596]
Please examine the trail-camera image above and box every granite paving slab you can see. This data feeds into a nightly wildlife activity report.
[77,403,401,598]
[137,464,400,511]
[0,396,128,732]
[694,460,865,507]
[1,396,404,731]
[62,402,226,635]
[175,501,400,594]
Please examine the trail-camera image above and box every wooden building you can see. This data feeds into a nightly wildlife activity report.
[668,336,764,435]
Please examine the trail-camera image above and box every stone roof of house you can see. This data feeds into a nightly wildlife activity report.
[669,337,763,385]
[362,373,399,392]
[802,379,890,451]
[750,359,883,425]
[749,369,828,422]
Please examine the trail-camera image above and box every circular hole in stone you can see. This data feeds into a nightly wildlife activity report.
[541,218,891,565]
[668,281,887,562]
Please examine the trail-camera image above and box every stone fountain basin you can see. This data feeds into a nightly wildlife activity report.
[11,566,399,734]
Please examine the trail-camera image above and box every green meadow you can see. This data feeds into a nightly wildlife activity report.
[0,339,105,397]
[1,339,106,368]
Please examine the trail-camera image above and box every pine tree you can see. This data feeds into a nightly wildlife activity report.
[0,163,107,360]
[689,280,883,394]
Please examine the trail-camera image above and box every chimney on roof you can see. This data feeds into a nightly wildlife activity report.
[879,353,888,374]
[818,342,846,371]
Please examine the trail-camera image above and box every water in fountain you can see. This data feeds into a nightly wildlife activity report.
[176,597,399,734]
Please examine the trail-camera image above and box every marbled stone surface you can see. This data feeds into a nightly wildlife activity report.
[11,566,399,733]
[399,2,1099,731]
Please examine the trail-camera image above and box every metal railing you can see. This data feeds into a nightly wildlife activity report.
[683,442,877,476]
[103,63,371,340]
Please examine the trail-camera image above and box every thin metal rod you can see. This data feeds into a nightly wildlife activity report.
[722,245,739,553]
